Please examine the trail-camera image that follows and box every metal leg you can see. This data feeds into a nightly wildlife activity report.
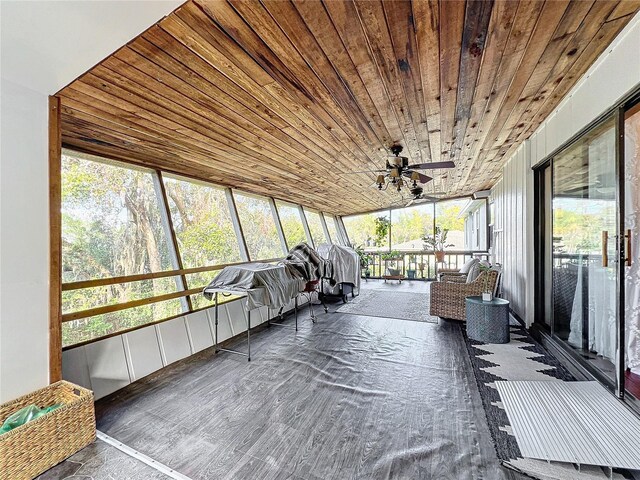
[214,292,219,353]
[295,296,298,331]
[247,309,251,362]
[309,293,316,323]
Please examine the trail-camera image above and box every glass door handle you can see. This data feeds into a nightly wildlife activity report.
[602,231,609,267]
[626,229,632,267]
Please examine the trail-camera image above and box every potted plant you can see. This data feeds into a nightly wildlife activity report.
[381,250,402,276]
[478,263,493,301]
[422,226,454,263]
[374,216,390,247]
[354,245,371,278]
[407,254,417,279]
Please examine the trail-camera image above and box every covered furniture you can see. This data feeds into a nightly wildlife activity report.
[317,243,361,303]
[203,263,306,360]
[430,269,501,321]
[465,296,510,343]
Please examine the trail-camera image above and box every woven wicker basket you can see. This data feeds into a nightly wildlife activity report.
[0,380,96,480]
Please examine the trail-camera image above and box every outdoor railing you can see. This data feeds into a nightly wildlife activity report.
[361,250,490,281]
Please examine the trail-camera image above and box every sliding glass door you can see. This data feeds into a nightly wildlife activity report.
[550,115,623,395]
[624,103,640,399]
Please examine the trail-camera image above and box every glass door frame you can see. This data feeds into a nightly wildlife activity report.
[532,92,640,400]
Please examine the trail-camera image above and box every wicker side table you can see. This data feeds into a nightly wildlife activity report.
[465,296,510,343]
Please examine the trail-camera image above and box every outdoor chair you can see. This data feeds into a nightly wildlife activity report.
[430,268,501,321]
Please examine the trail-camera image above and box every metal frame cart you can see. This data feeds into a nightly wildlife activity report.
[205,287,299,362]
[318,278,355,304]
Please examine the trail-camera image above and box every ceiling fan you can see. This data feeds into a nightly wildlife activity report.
[343,145,455,195]
[391,189,446,208]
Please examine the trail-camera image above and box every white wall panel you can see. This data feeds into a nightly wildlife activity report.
[0,79,49,403]
[555,99,573,145]
[157,317,191,365]
[545,111,559,156]
[61,346,92,391]
[123,327,163,381]
[61,294,307,395]
[85,337,131,400]
[218,302,241,341]
[185,310,214,353]
[491,142,533,324]
[535,127,546,163]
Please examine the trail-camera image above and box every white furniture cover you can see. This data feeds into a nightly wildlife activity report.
[317,244,361,290]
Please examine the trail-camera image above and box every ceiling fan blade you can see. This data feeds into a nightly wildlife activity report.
[407,161,456,170]
[407,194,441,207]
[414,172,432,184]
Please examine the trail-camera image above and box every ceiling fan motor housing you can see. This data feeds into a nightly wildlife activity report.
[410,185,423,197]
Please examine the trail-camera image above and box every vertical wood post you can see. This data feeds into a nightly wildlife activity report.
[49,96,62,383]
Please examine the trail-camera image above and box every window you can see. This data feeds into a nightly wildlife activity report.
[234,192,284,260]
[324,214,340,244]
[434,199,467,250]
[390,203,434,251]
[61,150,180,346]
[163,175,242,309]
[60,150,352,348]
[342,211,390,251]
[276,201,308,249]
[304,209,328,246]
[62,299,183,347]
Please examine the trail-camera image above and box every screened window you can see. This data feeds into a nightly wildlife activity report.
[342,211,389,251]
[304,210,328,246]
[435,199,467,250]
[234,192,284,260]
[61,150,181,346]
[276,201,308,249]
[324,214,340,244]
[390,203,434,251]
[62,299,183,347]
[163,175,242,307]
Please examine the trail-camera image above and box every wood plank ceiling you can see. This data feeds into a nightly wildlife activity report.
[58,0,640,216]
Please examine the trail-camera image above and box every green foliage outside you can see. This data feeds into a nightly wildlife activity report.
[305,210,328,246]
[62,153,180,346]
[276,202,308,248]
[234,193,284,260]
[325,216,340,243]
[373,216,390,247]
[553,200,615,254]
[342,213,380,250]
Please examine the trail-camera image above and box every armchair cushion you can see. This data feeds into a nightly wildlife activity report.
[459,258,478,274]
[466,261,482,283]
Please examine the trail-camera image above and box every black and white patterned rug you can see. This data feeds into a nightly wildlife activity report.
[336,289,438,323]
[462,322,635,480]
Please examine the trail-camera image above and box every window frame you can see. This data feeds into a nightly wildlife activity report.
[58,148,338,350]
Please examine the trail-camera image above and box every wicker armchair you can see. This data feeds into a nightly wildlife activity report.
[429,269,500,321]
